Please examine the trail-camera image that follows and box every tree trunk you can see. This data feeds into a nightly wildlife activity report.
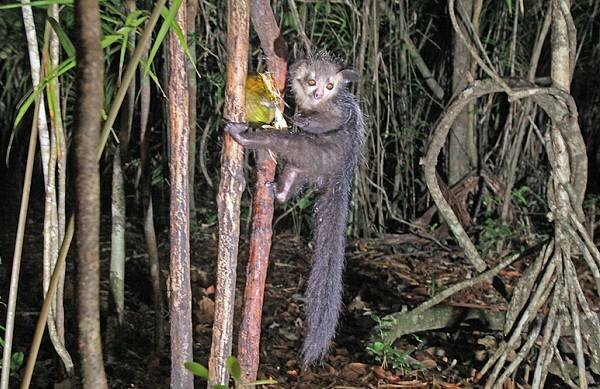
[448,0,474,185]
[187,0,198,223]
[208,0,249,385]
[237,0,287,382]
[167,0,194,387]
[73,0,108,386]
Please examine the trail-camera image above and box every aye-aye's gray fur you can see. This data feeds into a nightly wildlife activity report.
[226,50,366,364]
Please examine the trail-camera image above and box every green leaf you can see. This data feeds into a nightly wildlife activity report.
[117,29,130,82]
[184,361,209,378]
[47,17,75,58]
[159,5,200,78]
[368,342,386,353]
[297,194,312,210]
[11,352,24,370]
[14,57,75,129]
[139,58,166,97]
[125,10,148,28]
[101,34,123,49]
[146,0,182,76]
[226,356,241,381]
[211,385,228,389]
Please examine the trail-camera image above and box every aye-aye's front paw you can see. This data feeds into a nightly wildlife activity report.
[293,114,311,129]
[224,122,249,145]
[224,121,248,135]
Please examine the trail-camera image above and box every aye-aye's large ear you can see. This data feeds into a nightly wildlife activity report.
[339,68,360,83]
[289,59,308,79]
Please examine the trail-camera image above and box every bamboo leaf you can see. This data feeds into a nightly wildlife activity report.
[102,34,123,48]
[125,10,147,28]
[47,17,75,58]
[146,0,182,76]
[14,57,75,129]
[159,5,200,78]
[140,58,166,97]
[118,31,129,81]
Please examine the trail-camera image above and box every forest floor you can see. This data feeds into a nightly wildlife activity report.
[1,214,598,388]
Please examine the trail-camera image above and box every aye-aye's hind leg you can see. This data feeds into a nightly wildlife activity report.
[272,168,301,203]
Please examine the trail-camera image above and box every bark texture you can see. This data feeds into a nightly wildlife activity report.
[167,1,194,388]
[74,0,108,386]
[448,0,474,185]
[208,0,248,385]
[237,0,287,382]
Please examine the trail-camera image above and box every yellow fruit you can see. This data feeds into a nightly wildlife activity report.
[245,73,277,126]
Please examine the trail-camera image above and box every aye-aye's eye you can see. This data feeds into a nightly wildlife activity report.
[326,83,334,90]
[307,79,316,86]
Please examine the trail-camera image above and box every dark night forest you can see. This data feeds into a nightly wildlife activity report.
[1,0,600,387]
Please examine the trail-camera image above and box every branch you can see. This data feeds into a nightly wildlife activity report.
[237,0,288,383]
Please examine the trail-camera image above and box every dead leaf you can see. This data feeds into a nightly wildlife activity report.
[394,380,427,387]
[356,240,369,252]
[287,369,298,378]
[420,359,437,369]
[341,362,369,380]
[371,365,387,380]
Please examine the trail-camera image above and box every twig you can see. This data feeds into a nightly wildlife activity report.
[402,35,444,100]
[412,252,520,315]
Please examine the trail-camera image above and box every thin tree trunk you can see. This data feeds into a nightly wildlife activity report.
[110,150,126,324]
[118,0,136,155]
[43,80,73,372]
[74,0,108,386]
[448,0,474,185]
[237,0,287,382]
[42,9,74,373]
[208,0,249,385]
[49,3,68,348]
[139,37,164,352]
[21,0,51,185]
[187,0,198,223]
[167,1,194,387]
[145,198,164,350]
[109,0,137,327]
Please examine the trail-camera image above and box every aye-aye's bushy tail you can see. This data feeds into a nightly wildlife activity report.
[302,175,352,365]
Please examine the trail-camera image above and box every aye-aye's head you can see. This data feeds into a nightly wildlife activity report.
[290,51,359,111]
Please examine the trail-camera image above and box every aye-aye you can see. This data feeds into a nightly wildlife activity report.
[226,51,366,364]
